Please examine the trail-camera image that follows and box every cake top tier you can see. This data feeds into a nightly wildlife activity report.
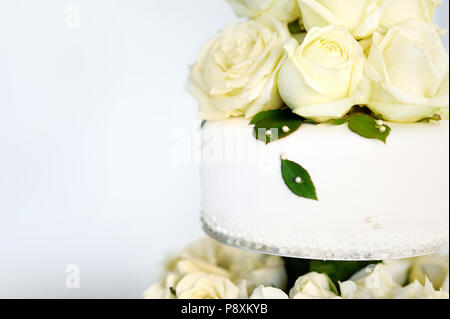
[201,118,449,260]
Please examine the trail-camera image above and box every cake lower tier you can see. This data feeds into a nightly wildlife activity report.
[200,118,449,261]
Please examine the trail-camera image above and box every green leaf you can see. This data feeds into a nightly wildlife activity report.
[169,287,177,296]
[252,109,304,144]
[327,118,348,125]
[281,159,318,201]
[310,260,379,287]
[200,120,207,128]
[288,19,303,34]
[250,109,285,125]
[348,113,391,143]
[326,275,339,295]
[303,119,319,125]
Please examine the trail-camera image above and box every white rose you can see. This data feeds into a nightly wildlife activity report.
[278,25,370,122]
[340,264,400,299]
[143,273,178,299]
[378,0,443,32]
[227,0,301,22]
[176,273,240,299]
[365,20,449,122]
[289,272,340,299]
[172,257,231,278]
[250,285,289,299]
[184,238,287,292]
[391,278,450,299]
[409,253,449,290]
[298,0,382,39]
[187,19,289,120]
[218,244,287,293]
[382,259,413,286]
[147,238,287,297]
[442,272,449,292]
[164,239,231,278]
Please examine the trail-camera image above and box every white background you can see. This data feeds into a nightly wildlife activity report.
[0,1,448,298]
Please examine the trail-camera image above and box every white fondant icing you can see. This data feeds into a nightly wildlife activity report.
[201,118,449,260]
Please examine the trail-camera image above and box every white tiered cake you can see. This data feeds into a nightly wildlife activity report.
[201,118,449,260]
[186,0,450,262]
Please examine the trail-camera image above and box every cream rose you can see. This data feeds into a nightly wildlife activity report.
[176,273,240,299]
[382,259,413,286]
[289,272,340,299]
[227,0,301,22]
[391,278,450,299]
[217,244,287,293]
[144,238,287,299]
[366,20,449,122]
[277,25,370,122]
[409,253,449,290]
[298,0,382,39]
[250,286,289,299]
[184,238,287,292]
[340,264,400,299]
[187,19,289,120]
[143,273,178,299]
[378,0,443,32]
[443,272,449,292]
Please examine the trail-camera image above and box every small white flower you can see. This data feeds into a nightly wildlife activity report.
[409,253,449,290]
[391,278,449,299]
[289,272,340,299]
[442,272,449,292]
[218,243,288,293]
[250,285,289,299]
[382,259,413,286]
[143,273,179,299]
[143,238,287,299]
[176,273,240,299]
[340,264,400,299]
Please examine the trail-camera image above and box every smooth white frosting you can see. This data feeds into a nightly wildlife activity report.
[201,118,449,260]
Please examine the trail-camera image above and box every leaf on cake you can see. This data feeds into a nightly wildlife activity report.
[327,118,348,125]
[281,159,318,201]
[348,113,391,143]
[251,109,304,144]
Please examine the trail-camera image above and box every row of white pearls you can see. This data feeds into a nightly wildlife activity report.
[365,215,384,230]
[376,120,387,133]
[266,126,291,136]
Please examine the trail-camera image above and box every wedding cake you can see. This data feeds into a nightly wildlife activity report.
[187,0,450,261]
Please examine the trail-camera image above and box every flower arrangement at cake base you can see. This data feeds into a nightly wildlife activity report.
[144,238,449,300]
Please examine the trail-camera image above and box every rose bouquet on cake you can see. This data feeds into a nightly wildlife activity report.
[187,0,448,133]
